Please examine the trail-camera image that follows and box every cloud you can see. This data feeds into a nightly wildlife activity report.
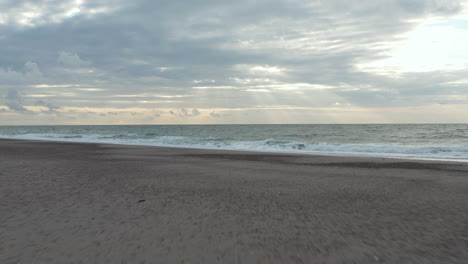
[3,89,34,113]
[1,0,468,124]
[191,109,200,116]
[57,51,92,68]
[0,61,43,84]
[210,111,221,117]
[0,0,121,28]
[169,108,201,117]
[35,99,60,113]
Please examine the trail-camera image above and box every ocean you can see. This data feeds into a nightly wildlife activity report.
[1,124,467,162]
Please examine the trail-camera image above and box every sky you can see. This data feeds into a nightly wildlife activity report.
[1,0,468,125]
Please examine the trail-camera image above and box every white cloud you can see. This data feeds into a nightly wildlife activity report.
[357,16,468,74]
[250,65,284,74]
[0,0,119,28]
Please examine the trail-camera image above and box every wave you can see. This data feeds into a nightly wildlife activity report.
[1,133,468,161]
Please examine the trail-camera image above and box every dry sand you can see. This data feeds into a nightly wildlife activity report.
[1,139,468,263]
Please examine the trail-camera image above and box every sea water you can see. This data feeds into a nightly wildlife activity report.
[0,124,467,162]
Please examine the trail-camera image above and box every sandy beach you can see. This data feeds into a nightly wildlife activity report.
[1,139,468,263]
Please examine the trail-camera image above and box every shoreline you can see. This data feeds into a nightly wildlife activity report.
[1,137,467,164]
[2,139,468,263]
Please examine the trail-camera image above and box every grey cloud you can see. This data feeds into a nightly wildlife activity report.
[3,89,34,113]
[35,99,61,113]
[57,52,92,68]
[0,61,42,84]
[397,0,461,14]
[0,0,467,121]
[191,109,200,116]
[170,108,201,117]
[210,111,221,117]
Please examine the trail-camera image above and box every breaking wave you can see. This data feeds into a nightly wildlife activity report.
[2,132,468,161]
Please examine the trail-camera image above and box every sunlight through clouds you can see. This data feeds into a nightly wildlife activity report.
[0,0,118,28]
[357,15,468,74]
[1,0,468,124]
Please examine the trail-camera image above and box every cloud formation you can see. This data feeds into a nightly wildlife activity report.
[170,109,201,117]
[4,89,33,113]
[1,0,468,124]
[57,51,92,68]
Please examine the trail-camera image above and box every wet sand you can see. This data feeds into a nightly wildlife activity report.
[1,139,468,263]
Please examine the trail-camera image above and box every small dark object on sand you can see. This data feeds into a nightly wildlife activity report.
[138,199,146,203]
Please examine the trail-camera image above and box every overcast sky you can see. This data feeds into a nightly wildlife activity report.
[1,0,468,124]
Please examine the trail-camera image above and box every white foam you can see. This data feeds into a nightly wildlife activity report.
[1,133,467,162]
